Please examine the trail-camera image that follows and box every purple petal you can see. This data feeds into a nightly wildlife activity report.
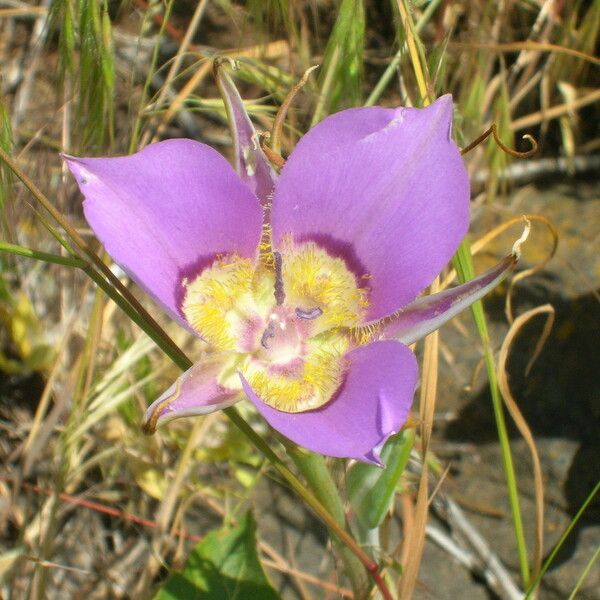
[271,95,470,322]
[64,139,263,328]
[215,64,277,203]
[240,340,418,464]
[143,356,241,433]
[379,254,518,343]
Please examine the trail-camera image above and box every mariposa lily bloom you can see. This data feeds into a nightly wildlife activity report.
[64,72,519,464]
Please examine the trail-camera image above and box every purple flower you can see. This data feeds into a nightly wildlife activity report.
[64,82,517,465]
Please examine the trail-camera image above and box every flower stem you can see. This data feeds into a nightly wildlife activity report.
[285,444,371,598]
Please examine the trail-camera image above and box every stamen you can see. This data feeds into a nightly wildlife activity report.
[261,321,276,349]
[295,307,323,320]
[273,251,285,305]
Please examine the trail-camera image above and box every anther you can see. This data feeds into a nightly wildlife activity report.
[273,251,285,305]
[295,307,323,320]
[261,321,276,349]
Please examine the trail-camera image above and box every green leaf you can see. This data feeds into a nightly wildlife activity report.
[347,429,414,530]
[155,512,280,600]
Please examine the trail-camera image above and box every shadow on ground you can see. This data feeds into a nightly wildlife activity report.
[445,284,600,569]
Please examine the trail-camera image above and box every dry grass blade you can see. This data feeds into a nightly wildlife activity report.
[141,0,209,146]
[0,7,47,17]
[134,414,219,596]
[497,304,556,582]
[21,312,78,475]
[450,41,600,67]
[398,279,439,599]
[511,88,600,131]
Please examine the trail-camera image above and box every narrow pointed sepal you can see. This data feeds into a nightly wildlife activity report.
[214,59,276,203]
[142,355,241,434]
[379,254,518,344]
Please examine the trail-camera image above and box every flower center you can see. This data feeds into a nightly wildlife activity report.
[181,240,369,412]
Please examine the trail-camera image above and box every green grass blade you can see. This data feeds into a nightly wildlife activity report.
[453,241,530,586]
[0,242,87,268]
[129,0,175,152]
[567,543,600,600]
[0,97,13,244]
[312,0,365,124]
[78,0,115,150]
[525,479,600,598]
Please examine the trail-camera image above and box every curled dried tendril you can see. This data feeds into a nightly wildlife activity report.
[270,65,319,156]
[461,123,539,158]
[498,303,555,577]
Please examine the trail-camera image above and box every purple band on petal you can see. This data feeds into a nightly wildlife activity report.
[272,95,470,322]
[64,139,263,329]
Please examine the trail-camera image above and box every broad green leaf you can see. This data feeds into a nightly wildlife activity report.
[347,429,414,530]
[155,512,280,600]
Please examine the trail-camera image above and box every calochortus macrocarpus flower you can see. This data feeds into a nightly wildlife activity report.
[65,72,520,465]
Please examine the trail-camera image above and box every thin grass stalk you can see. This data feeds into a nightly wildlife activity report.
[393,4,440,597]
[498,306,556,581]
[525,480,600,598]
[144,0,209,145]
[129,0,176,152]
[398,327,439,599]
[395,0,429,105]
[80,283,105,402]
[312,0,364,120]
[453,243,530,586]
[566,543,600,600]
[0,97,13,231]
[0,242,86,268]
[310,45,340,126]
[365,0,443,107]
